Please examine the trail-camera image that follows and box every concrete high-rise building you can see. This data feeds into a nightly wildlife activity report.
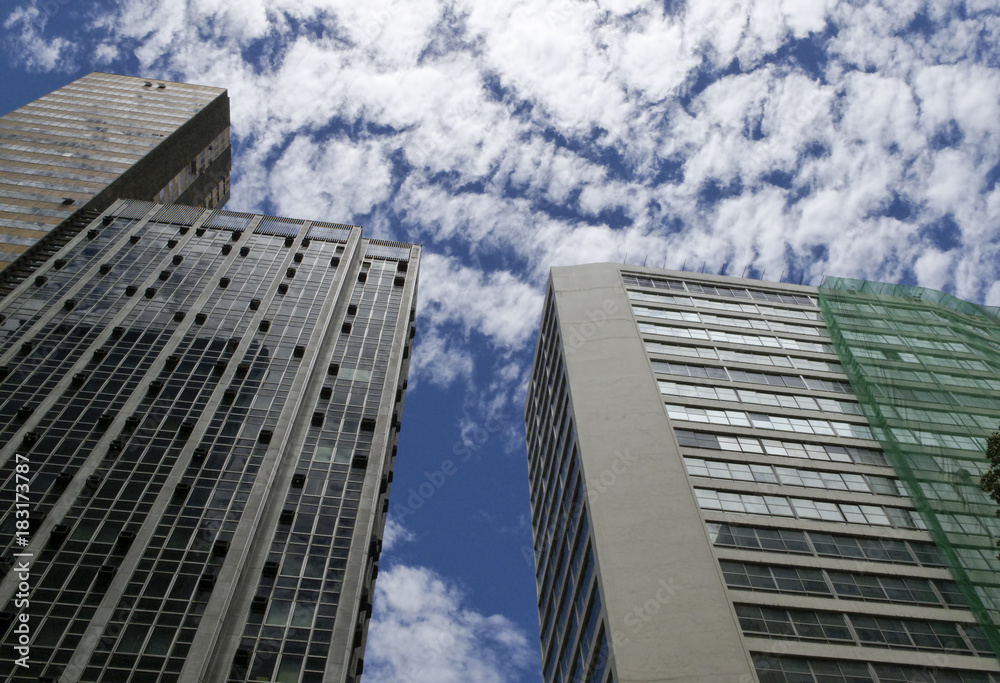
[0,199,418,683]
[0,71,231,273]
[525,263,1000,683]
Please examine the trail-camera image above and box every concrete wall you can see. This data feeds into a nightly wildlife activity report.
[551,263,755,682]
[94,91,231,209]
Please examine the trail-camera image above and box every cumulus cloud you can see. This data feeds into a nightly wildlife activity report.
[366,564,534,683]
[3,3,75,71]
[411,328,476,388]
[5,0,997,345]
[267,136,395,222]
[39,0,997,311]
[987,281,1000,309]
[417,253,544,349]
[382,517,415,552]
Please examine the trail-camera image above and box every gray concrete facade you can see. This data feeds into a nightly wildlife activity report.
[525,263,1000,683]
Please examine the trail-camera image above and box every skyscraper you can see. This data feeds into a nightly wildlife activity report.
[525,263,1000,683]
[0,72,231,273]
[0,199,418,682]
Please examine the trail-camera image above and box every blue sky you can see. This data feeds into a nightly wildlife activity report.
[3,1,1000,680]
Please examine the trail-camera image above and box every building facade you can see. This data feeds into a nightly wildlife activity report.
[0,72,231,273]
[524,263,1000,683]
[0,199,418,683]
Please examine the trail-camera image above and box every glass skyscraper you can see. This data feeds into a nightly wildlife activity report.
[0,72,231,272]
[525,263,1000,683]
[0,199,418,682]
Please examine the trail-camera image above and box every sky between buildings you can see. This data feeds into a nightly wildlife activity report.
[2,1,1000,681]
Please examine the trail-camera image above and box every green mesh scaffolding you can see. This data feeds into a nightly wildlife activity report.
[818,277,1000,657]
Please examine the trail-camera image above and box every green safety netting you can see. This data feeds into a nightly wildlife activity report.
[819,277,1000,658]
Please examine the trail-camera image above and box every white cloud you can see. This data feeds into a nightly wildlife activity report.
[3,3,75,71]
[267,136,394,222]
[366,564,533,683]
[93,42,118,64]
[44,0,999,317]
[986,281,1000,308]
[913,248,954,292]
[417,253,544,349]
[382,517,415,552]
[411,329,475,388]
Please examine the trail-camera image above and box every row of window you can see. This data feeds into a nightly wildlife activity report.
[867,365,1000,392]
[652,359,854,394]
[0,214,142,347]
[2,116,169,153]
[622,274,816,306]
[695,489,922,529]
[535,427,580,613]
[0,142,134,168]
[659,380,861,414]
[52,79,218,113]
[823,298,948,323]
[891,427,989,454]
[849,344,992,373]
[736,604,992,656]
[582,627,610,683]
[571,588,603,682]
[552,568,602,683]
[956,546,1000,573]
[638,320,830,353]
[707,522,945,567]
[239,266,405,678]
[685,457,902,496]
[829,311,960,339]
[752,653,999,683]
[526,299,599,683]
[675,429,888,466]
[17,100,196,132]
[839,326,985,356]
[541,499,590,660]
[934,511,1000,540]
[645,341,844,374]
[527,298,613,683]
[831,295,1000,349]
[627,289,824,321]
[633,305,826,338]
[882,404,999,431]
[722,559,966,607]
[665,404,874,440]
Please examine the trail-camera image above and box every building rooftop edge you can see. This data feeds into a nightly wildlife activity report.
[85,71,228,94]
[549,262,820,294]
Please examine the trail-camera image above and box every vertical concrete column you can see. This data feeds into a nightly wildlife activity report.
[552,263,755,682]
